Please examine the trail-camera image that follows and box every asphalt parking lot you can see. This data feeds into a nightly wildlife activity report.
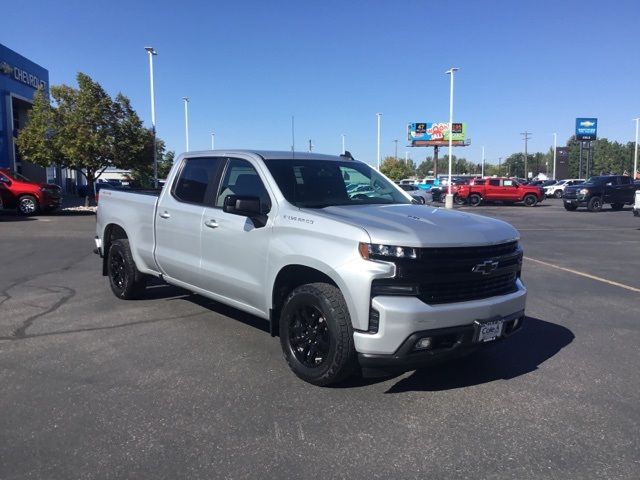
[1,199,638,480]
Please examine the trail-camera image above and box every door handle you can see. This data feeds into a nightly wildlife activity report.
[159,211,171,219]
[204,219,218,229]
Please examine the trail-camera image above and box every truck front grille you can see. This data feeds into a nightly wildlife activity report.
[371,241,522,305]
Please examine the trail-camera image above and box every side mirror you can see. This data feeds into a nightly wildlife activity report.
[223,195,268,227]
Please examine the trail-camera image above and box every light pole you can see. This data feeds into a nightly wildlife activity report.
[405,151,408,163]
[634,118,639,180]
[498,157,502,176]
[182,97,190,152]
[341,133,346,154]
[393,139,398,161]
[376,113,382,169]
[481,146,485,177]
[211,131,215,150]
[445,67,459,209]
[144,46,158,187]
[553,133,557,179]
[521,131,531,179]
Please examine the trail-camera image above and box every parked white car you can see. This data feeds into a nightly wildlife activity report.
[545,179,584,198]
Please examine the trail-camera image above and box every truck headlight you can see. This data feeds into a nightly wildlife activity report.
[579,188,589,195]
[359,242,418,260]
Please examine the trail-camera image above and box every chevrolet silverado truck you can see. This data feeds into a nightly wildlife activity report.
[456,177,544,207]
[563,175,637,211]
[95,150,526,386]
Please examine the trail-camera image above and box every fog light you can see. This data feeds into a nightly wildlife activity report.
[415,337,433,350]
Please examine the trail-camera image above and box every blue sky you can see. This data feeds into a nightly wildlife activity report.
[2,0,638,167]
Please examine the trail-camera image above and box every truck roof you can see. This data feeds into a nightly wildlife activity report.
[181,150,352,162]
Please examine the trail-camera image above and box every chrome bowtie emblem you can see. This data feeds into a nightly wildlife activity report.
[472,260,499,275]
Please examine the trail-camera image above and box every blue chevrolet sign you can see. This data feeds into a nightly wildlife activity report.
[575,118,598,141]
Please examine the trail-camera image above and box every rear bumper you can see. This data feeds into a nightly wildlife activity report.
[358,312,524,372]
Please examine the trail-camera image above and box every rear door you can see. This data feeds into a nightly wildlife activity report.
[619,176,635,203]
[501,179,520,201]
[485,178,501,200]
[154,157,224,286]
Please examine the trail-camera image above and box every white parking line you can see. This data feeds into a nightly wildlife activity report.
[525,257,640,293]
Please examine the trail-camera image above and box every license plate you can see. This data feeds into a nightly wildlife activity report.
[475,319,503,342]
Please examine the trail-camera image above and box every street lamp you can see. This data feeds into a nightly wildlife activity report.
[376,113,382,169]
[182,97,190,152]
[341,133,346,154]
[144,46,158,188]
[634,118,639,180]
[481,146,485,177]
[553,133,557,179]
[211,131,215,150]
[393,139,398,161]
[445,67,459,209]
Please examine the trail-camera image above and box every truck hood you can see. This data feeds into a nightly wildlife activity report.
[313,204,519,247]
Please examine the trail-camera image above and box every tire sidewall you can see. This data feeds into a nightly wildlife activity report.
[18,195,39,215]
[554,190,563,198]
[469,194,481,206]
[588,196,602,212]
[107,239,144,299]
[524,194,537,207]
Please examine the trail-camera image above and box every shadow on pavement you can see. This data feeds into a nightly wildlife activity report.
[383,316,573,393]
[0,213,38,221]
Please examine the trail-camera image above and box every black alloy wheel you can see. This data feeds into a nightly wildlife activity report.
[107,239,147,299]
[288,305,330,368]
[279,283,356,386]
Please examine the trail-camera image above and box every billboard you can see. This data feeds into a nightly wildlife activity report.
[555,147,570,179]
[408,122,466,146]
[575,118,597,141]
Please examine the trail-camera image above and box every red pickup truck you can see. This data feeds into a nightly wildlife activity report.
[456,177,544,207]
[0,168,62,215]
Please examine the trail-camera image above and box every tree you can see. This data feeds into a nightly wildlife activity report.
[379,156,416,180]
[127,137,174,187]
[17,72,151,205]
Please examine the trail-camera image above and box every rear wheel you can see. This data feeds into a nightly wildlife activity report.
[611,203,624,211]
[454,194,465,205]
[17,195,39,215]
[279,283,356,386]
[563,202,578,211]
[523,194,538,207]
[107,239,147,299]
[468,194,482,207]
[554,190,563,198]
[587,196,603,212]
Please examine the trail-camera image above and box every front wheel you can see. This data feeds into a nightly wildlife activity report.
[523,194,538,207]
[563,202,578,211]
[279,283,356,386]
[17,195,39,215]
[454,194,465,205]
[554,190,563,199]
[107,239,147,299]
[587,196,603,212]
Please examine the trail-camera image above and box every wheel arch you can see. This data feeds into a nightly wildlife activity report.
[102,223,129,276]
[270,264,342,337]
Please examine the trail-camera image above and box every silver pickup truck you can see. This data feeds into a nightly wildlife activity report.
[95,150,526,385]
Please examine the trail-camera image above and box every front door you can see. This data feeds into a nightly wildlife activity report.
[199,157,275,313]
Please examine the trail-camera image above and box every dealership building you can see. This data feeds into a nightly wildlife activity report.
[0,43,79,192]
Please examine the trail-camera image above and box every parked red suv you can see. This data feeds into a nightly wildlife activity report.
[457,177,544,207]
[0,168,62,215]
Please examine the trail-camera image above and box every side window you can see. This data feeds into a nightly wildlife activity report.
[216,158,272,212]
[173,157,222,205]
[489,179,500,187]
[620,176,631,185]
[474,179,485,186]
[503,179,515,187]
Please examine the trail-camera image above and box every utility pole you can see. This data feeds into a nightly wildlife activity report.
[308,139,313,152]
[376,113,382,169]
[498,157,502,176]
[634,118,639,180]
[183,97,190,152]
[481,146,485,177]
[144,47,158,187]
[520,131,531,179]
[552,133,557,179]
[393,139,398,161]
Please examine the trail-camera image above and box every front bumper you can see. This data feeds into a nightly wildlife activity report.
[358,311,524,371]
[353,279,526,358]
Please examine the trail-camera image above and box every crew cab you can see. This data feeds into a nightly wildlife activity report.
[95,150,527,386]
[563,175,637,211]
[457,177,544,207]
[544,179,584,199]
[0,168,62,215]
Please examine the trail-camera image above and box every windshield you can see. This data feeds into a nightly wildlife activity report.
[264,159,411,208]
[584,176,607,184]
[10,171,33,182]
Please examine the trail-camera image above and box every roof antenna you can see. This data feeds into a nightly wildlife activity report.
[291,115,295,159]
[340,150,355,160]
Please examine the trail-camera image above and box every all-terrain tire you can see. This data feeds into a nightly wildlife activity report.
[279,283,357,386]
[107,239,147,299]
